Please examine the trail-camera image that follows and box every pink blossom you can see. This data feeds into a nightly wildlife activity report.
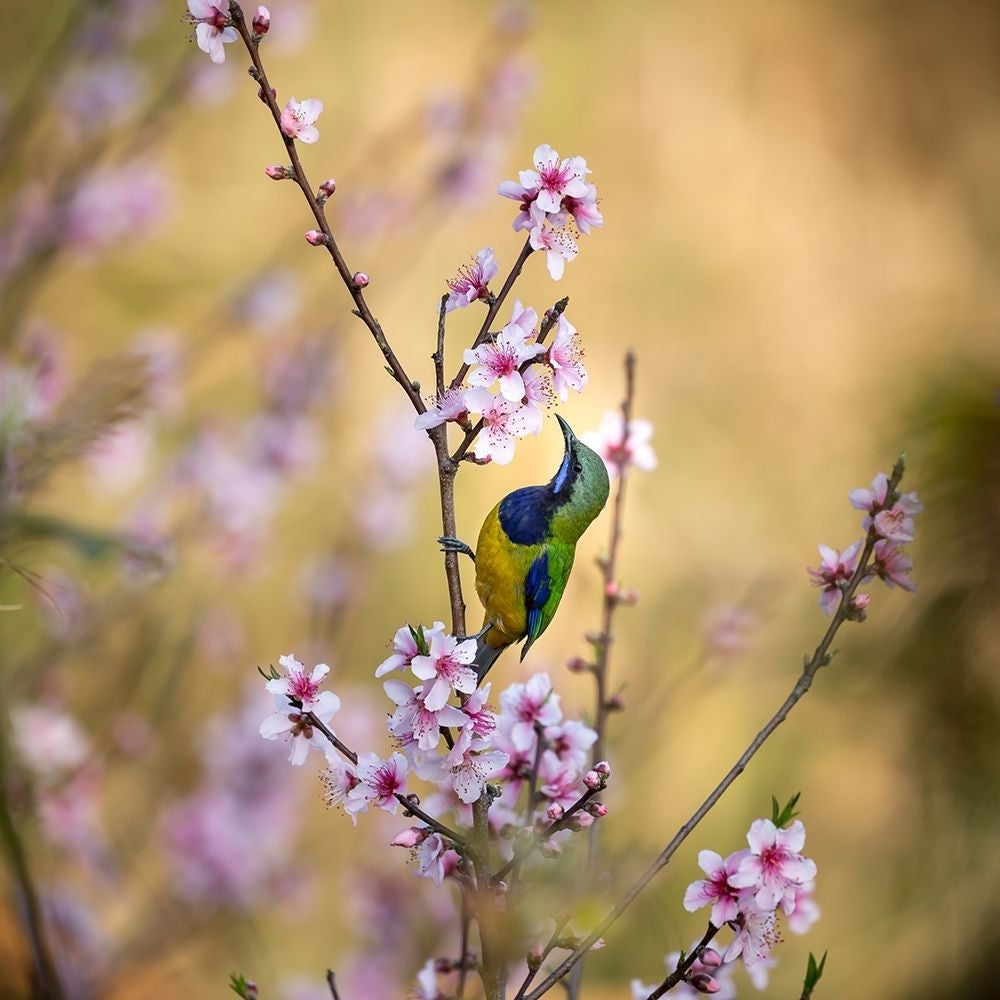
[259,654,341,765]
[848,472,891,515]
[445,247,498,311]
[345,752,409,816]
[498,672,562,752]
[729,819,817,914]
[464,321,544,402]
[320,757,360,820]
[521,365,554,410]
[498,178,542,232]
[683,849,748,926]
[723,905,779,968]
[415,387,469,430]
[252,5,271,35]
[410,630,478,711]
[871,539,916,591]
[519,144,590,215]
[416,833,458,886]
[787,880,821,934]
[807,541,863,615]
[543,718,597,772]
[450,746,509,804]
[582,411,657,478]
[872,506,916,543]
[537,748,584,810]
[463,387,543,465]
[507,299,539,340]
[375,622,444,678]
[384,678,468,752]
[187,1,237,64]
[529,223,578,280]
[561,182,603,234]
[546,313,588,400]
[280,97,323,143]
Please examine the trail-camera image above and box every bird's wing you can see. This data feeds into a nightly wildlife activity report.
[524,548,553,644]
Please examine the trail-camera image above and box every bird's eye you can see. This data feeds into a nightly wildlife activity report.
[573,461,583,474]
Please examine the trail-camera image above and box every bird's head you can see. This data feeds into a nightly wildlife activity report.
[548,414,611,541]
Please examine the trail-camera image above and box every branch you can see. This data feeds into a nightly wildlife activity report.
[227,2,423,414]
[523,461,907,999]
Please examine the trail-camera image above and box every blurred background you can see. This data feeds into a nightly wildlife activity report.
[1,1,998,998]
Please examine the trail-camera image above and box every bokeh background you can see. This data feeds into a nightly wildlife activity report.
[2,1,999,998]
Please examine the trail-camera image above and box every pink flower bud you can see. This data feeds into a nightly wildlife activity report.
[594,760,611,777]
[352,271,370,289]
[304,229,327,246]
[568,811,594,830]
[566,656,590,673]
[319,178,337,198]
[546,802,564,821]
[583,770,601,790]
[690,973,721,994]
[586,801,608,818]
[699,948,723,969]
[390,827,428,848]
[265,165,290,180]
[252,5,271,35]
[605,692,625,712]
[243,982,260,1000]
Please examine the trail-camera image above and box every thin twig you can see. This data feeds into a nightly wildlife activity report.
[325,969,341,1000]
[523,460,907,1000]
[306,711,469,848]
[227,2,423,414]
[644,923,720,1000]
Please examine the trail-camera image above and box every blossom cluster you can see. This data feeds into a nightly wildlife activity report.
[410,143,606,465]
[257,637,608,892]
[630,817,819,997]
[808,470,922,616]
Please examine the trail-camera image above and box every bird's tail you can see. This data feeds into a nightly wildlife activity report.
[473,635,506,681]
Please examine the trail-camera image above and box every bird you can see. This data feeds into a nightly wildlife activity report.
[441,414,610,677]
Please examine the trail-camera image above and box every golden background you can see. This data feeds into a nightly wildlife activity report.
[1,1,998,998]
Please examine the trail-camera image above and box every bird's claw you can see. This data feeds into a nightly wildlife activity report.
[439,536,476,562]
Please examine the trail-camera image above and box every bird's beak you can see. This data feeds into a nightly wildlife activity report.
[556,414,575,452]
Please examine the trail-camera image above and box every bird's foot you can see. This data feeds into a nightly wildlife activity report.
[438,536,476,562]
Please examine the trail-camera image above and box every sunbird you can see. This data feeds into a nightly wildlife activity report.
[442,414,610,677]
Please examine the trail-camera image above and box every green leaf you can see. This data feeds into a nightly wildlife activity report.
[228,973,258,999]
[771,791,801,827]
[801,950,827,997]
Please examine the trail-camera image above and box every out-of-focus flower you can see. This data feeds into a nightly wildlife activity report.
[187,1,237,64]
[582,411,657,478]
[65,162,171,255]
[700,604,758,660]
[280,97,323,143]
[445,247,498,311]
[10,705,90,778]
